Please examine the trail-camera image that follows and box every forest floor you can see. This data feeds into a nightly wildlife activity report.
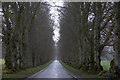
[59,60,106,78]
[2,60,53,78]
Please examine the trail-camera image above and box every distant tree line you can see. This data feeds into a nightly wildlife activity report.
[2,2,54,72]
[59,2,120,76]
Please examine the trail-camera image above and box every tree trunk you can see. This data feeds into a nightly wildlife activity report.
[113,2,120,77]
[5,44,13,70]
[89,41,94,70]
[95,3,103,71]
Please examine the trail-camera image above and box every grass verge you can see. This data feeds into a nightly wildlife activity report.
[0,59,5,69]
[2,60,53,78]
[101,61,110,70]
[59,60,105,78]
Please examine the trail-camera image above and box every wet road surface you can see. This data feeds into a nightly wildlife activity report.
[28,60,73,78]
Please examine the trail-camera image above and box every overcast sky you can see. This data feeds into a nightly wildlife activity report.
[44,0,64,44]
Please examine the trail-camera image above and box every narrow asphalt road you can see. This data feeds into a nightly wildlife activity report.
[28,60,73,78]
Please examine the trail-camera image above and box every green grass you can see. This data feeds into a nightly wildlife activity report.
[101,61,110,71]
[0,59,5,69]
[0,59,5,64]
[2,60,53,78]
[59,60,105,78]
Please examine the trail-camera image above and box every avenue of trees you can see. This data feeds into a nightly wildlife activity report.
[1,1,120,78]
[2,2,54,72]
[59,2,120,76]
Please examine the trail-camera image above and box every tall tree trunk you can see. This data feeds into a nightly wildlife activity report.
[114,2,120,76]
[95,3,103,71]
[5,44,13,70]
[89,41,94,70]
